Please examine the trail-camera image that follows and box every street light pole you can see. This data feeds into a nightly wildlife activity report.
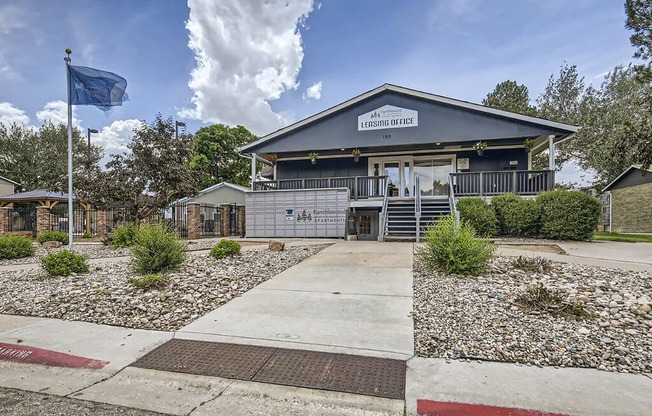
[87,128,99,167]
[175,120,186,139]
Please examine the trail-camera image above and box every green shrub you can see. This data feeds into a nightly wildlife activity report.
[82,233,93,239]
[0,235,35,259]
[127,273,169,289]
[537,190,601,240]
[130,223,186,273]
[501,198,541,237]
[37,230,68,245]
[455,198,498,237]
[41,250,89,276]
[490,193,522,235]
[417,215,495,276]
[210,239,241,259]
[109,222,139,248]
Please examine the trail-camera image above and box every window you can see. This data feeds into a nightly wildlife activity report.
[359,215,371,235]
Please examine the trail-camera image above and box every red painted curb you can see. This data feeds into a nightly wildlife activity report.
[417,400,571,416]
[0,342,109,369]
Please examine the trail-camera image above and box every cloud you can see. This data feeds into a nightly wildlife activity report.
[180,0,315,135]
[94,119,141,156]
[0,3,26,82]
[303,81,322,101]
[36,101,80,127]
[0,102,30,125]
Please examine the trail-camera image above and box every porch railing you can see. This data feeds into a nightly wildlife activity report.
[254,175,389,200]
[450,170,554,197]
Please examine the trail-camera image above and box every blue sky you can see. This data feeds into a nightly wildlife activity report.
[0,0,638,183]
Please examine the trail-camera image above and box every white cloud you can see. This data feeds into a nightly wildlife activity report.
[0,102,30,125]
[557,160,596,187]
[36,101,80,127]
[303,81,322,101]
[94,119,141,156]
[180,0,315,135]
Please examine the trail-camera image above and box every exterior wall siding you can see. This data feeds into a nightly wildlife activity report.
[0,181,14,197]
[611,182,652,233]
[185,187,246,205]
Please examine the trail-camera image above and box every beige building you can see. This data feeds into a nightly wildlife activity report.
[0,176,18,197]
[176,182,247,205]
[603,165,652,233]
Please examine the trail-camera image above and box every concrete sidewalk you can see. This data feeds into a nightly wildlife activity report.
[177,241,414,359]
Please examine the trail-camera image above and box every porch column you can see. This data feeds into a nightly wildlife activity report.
[36,206,50,235]
[0,207,10,234]
[548,135,555,171]
[187,203,201,240]
[251,153,257,190]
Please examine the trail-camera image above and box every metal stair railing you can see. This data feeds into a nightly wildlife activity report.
[449,175,460,225]
[379,180,391,242]
[414,175,422,242]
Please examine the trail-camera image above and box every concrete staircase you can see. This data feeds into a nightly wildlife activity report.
[383,198,451,241]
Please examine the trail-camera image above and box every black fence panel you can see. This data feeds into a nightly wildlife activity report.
[6,205,36,235]
[49,204,97,237]
[200,204,221,237]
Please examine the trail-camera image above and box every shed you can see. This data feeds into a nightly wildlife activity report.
[602,165,652,233]
[176,182,247,206]
[0,176,19,197]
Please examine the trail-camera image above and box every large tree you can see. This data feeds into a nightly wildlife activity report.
[482,80,537,116]
[77,115,199,221]
[190,124,257,189]
[0,121,102,192]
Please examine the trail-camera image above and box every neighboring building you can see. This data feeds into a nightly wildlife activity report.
[0,176,19,196]
[602,165,652,233]
[240,84,577,241]
[176,182,247,206]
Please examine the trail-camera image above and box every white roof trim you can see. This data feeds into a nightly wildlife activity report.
[0,175,20,185]
[602,164,652,192]
[240,83,578,153]
[171,182,248,205]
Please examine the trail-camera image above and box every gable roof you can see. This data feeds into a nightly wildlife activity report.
[175,182,248,204]
[0,175,20,186]
[603,165,652,192]
[0,189,81,202]
[241,83,578,154]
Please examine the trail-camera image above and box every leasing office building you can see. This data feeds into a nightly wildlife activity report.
[241,84,577,241]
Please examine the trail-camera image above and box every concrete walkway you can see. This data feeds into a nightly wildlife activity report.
[178,241,414,359]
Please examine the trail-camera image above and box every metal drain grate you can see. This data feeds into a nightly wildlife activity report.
[130,339,406,400]
[132,339,275,380]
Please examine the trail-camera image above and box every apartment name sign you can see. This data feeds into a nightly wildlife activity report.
[358,105,418,131]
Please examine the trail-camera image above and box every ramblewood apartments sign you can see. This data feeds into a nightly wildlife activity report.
[358,105,418,131]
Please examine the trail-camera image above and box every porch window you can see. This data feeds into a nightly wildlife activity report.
[414,158,452,196]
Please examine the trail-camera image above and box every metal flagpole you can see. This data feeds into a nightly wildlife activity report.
[64,49,74,250]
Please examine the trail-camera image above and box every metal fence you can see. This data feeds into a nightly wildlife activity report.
[49,204,97,237]
[5,205,36,235]
[200,204,221,237]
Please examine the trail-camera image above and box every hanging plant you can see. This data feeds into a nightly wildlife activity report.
[523,138,535,153]
[308,152,319,165]
[473,141,488,156]
[265,153,278,165]
[352,148,361,162]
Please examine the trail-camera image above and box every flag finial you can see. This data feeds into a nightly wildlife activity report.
[64,48,72,64]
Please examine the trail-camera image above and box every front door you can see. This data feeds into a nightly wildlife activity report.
[414,157,454,196]
[382,161,408,197]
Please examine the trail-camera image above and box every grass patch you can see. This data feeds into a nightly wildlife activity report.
[592,231,652,243]
[515,283,591,320]
[128,274,169,289]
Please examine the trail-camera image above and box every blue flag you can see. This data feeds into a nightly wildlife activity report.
[68,65,129,111]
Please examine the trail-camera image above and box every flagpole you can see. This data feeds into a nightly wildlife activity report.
[64,49,74,251]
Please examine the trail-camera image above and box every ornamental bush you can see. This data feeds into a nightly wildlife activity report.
[417,215,495,276]
[37,230,68,245]
[0,235,35,259]
[108,222,139,248]
[210,239,241,260]
[537,190,601,241]
[41,250,89,276]
[455,197,497,237]
[127,273,169,289]
[501,197,541,237]
[130,223,186,273]
[490,193,522,235]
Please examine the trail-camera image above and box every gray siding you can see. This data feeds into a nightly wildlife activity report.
[186,187,246,205]
[607,168,652,191]
[246,91,570,154]
[277,157,369,179]
[0,181,14,197]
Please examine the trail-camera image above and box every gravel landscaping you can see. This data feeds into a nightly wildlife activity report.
[414,255,652,374]
[0,244,328,331]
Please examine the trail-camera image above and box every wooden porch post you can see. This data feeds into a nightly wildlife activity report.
[548,135,555,171]
[251,153,257,191]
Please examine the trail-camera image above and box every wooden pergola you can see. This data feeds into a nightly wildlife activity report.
[0,190,93,235]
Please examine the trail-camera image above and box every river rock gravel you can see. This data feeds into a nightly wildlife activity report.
[413,255,652,374]
[0,244,328,331]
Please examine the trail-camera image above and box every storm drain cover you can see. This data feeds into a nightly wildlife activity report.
[130,339,406,400]
[132,338,275,380]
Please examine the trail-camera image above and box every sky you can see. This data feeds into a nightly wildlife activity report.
[0,0,639,184]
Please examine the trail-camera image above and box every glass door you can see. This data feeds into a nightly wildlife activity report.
[382,161,402,197]
[414,157,453,196]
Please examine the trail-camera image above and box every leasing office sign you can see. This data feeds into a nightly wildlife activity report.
[358,105,418,131]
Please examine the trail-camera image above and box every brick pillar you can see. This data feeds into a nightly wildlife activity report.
[236,205,246,237]
[220,204,231,236]
[36,206,50,235]
[187,203,201,240]
[96,210,107,238]
[0,207,10,234]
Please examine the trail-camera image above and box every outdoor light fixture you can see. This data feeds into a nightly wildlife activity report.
[87,128,99,165]
[175,120,186,139]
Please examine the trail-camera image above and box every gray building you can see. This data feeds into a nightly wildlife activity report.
[176,182,247,206]
[602,165,652,233]
[0,176,19,197]
[240,84,577,241]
